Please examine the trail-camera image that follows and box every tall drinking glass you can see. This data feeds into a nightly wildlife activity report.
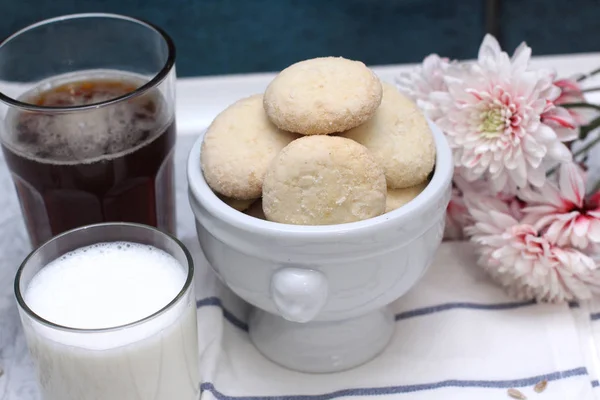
[15,222,199,400]
[0,14,177,248]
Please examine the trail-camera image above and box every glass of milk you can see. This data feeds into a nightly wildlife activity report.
[14,222,200,400]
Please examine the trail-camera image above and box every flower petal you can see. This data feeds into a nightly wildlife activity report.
[547,141,573,163]
[542,107,577,129]
[573,216,591,238]
[511,41,532,74]
[559,162,585,207]
[587,219,600,242]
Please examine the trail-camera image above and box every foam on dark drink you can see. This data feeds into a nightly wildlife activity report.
[0,71,177,246]
[10,76,165,164]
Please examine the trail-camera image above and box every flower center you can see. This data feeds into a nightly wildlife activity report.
[479,107,506,139]
[562,195,597,217]
[580,198,597,213]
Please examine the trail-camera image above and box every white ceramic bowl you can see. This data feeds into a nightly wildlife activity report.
[187,120,453,373]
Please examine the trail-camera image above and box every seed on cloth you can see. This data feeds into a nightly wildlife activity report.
[534,379,548,393]
[507,388,527,399]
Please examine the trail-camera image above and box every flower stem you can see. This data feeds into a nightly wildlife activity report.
[576,67,600,82]
[573,135,600,159]
[579,115,600,139]
[561,102,600,112]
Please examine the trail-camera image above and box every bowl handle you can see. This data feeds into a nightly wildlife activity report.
[270,267,329,323]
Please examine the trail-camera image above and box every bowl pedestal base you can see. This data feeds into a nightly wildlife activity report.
[248,306,395,373]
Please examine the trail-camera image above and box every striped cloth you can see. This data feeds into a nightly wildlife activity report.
[181,238,600,400]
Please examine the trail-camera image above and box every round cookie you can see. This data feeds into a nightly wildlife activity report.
[342,82,435,189]
[262,135,387,225]
[263,57,383,135]
[244,199,267,220]
[217,195,255,212]
[385,182,428,213]
[201,94,299,199]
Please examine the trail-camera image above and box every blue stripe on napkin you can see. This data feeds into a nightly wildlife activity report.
[199,367,588,399]
[592,380,599,388]
[394,299,536,321]
[196,297,249,331]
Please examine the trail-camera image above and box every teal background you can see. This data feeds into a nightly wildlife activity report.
[1,0,599,77]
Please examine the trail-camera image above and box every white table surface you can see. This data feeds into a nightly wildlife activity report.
[2,52,600,399]
[174,52,600,134]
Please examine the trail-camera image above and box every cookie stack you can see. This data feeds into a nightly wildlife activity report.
[200,57,436,226]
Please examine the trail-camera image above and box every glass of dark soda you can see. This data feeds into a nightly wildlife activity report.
[0,13,177,248]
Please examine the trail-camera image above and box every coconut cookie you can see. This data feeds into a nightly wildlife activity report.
[342,82,435,189]
[263,57,383,135]
[385,181,428,213]
[201,94,299,199]
[262,135,387,225]
[217,195,255,212]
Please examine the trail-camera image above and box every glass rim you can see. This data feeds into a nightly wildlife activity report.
[14,222,194,334]
[0,13,176,113]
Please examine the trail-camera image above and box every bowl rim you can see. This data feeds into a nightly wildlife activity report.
[187,119,453,239]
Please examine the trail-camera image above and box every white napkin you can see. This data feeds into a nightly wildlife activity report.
[181,238,599,400]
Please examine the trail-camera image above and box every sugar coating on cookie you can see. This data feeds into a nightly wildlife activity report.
[386,181,428,213]
[244,199,267,220]
[263,57,383,135]
[217,195,255,212]
[262,135,387,225]
[342,82,436,189]
[201,94,299,199]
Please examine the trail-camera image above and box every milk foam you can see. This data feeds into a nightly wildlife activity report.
[24,242,189,349]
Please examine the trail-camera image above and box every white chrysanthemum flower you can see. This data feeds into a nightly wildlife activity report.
[430,35,577,193]
[395,54,451,120]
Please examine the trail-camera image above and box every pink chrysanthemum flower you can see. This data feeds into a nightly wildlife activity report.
[554,78,583,104]
[445,173,488,240]
[432,34,577,193]
[553,79,585,123]
[465,194,600,302]
[552,78,597,126]
[445,172,524,240]
[445,183,470,241]
[520,162,600,249]
[395,54,452,120]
